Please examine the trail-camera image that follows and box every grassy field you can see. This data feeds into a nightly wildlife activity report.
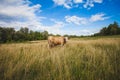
[0,38,120,80]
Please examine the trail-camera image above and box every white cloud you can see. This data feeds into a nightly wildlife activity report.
[0,0,41,27]
[52,0,103,9]
[65,15,87,25]
[73,0,83,3]
[90,13,109,22]
[52,0,72,9]
[94,0,103,3]
[83,0,103,9]
[64,13,109,25]
[0,4,41,21]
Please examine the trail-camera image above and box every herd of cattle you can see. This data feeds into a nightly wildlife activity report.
[48,36,68,48]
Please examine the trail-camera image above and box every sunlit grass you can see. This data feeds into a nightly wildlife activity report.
[0,38,120,80]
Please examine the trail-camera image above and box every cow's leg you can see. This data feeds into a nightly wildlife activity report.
[48,40,52,48]
[51,42,55,47]
[48,44,50,48]
[61,42,64,46]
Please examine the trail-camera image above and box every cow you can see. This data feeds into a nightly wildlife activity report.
[48,36,68,48]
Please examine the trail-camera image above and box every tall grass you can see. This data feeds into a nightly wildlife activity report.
[0,38,120,80]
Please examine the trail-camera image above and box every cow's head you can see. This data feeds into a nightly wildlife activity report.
[65,37,68,42]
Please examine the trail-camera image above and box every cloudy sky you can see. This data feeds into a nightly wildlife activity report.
[0,0,120,35]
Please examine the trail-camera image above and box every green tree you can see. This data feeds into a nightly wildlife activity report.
[0,27,15,43]
[19,27,29,40]
[95,21,120,36]
[107,22,119,35]
[100,27,107,35]
[42,31,48,40]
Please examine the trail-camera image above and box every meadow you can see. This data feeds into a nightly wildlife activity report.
[0,37,120,80]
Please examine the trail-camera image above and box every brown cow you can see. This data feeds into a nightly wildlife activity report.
[48,36,68,48]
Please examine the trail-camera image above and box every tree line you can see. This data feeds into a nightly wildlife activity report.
[94,21,120,36]
[0,27,48,43]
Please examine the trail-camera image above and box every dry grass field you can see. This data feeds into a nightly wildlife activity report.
[0,38,120,80]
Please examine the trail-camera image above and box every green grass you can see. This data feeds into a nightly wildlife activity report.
[0,38,120,80]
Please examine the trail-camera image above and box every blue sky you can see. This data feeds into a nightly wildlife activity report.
[0,0,120,35]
